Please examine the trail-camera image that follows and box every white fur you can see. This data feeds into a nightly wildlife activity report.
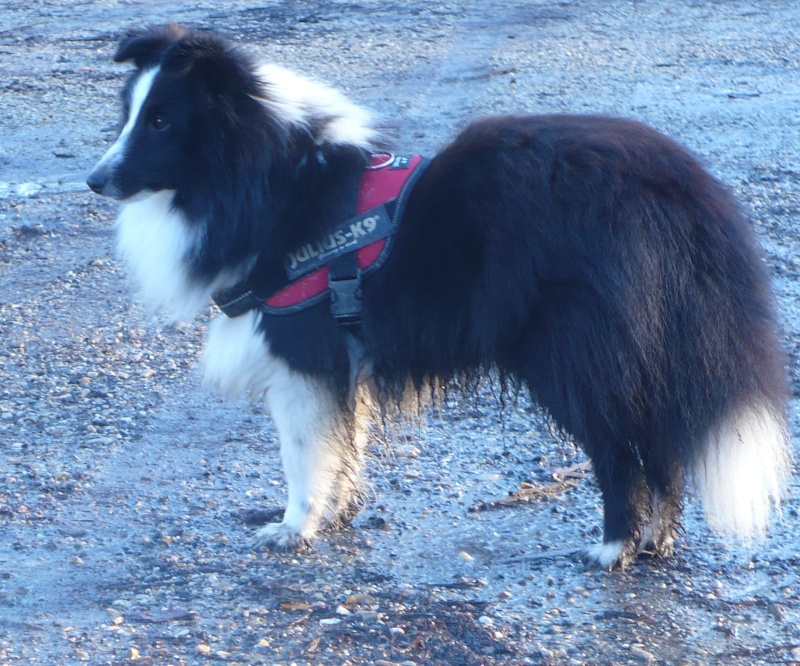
[257,367,345,546]
[694,403,790,540]
[203,310,278,397]
[584,540,625,569]
[254,63,377,148]
[93,67,160,192]
[203,311,360,546]
[115,190,210,321]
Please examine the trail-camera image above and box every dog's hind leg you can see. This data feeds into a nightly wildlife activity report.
[254,367,356,550]
[639,460,684,558]
[582,442,649,570]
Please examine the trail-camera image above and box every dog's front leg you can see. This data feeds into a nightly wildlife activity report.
[254,367,350,550]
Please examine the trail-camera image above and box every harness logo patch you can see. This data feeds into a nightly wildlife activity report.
[284,204,394,280]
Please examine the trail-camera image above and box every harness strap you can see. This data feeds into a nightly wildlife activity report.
[213,283,260,318]
[212,153,429,326]
[327,251,362,328]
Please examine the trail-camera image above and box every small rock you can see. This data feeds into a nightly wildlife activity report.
[396,444,421,458]
[196,644,212,654]
[630,645,655,662]
[16,182,43,197]
[344,593,375,606]
[768,603,786,621]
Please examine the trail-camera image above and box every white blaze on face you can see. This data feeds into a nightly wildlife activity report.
[94,67,160,174]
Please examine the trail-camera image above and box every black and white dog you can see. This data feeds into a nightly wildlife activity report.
[87,24,791,569]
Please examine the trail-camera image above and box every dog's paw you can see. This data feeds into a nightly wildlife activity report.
[252,522,311,551]
[638,530,676,559]
[581,540,633,570]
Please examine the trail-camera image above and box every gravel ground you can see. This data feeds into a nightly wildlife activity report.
[2,1,800,665]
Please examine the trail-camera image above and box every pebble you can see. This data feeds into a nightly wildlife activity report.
[396,444,421,458]
[630,645,655,662]
[16,182,43,197]
[196,644,212,654]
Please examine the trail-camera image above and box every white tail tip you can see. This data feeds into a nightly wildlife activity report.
[694,403,791,541]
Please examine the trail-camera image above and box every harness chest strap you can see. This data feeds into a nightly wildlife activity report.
[213,153,429,323]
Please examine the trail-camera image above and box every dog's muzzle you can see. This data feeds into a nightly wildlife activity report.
[86,164,112,196]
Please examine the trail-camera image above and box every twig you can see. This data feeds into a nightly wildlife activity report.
[469,461,591,512]
[501,548,582,564]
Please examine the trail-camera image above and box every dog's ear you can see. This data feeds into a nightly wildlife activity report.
[113,23,189,68]
[163,35,259,99]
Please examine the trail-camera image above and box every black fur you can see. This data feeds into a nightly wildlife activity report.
[89,25,789,568]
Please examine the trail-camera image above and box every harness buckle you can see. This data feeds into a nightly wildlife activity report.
[328,258,362,327]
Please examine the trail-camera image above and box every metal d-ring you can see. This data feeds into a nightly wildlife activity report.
[366,152,395,170]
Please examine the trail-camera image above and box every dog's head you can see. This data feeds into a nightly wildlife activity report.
[86,24,264,201]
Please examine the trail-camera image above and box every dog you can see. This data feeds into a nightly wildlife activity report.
[87,24,791,569]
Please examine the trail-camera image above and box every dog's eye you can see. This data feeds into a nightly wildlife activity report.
[151,116,170,131]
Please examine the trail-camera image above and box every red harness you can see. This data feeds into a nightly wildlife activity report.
[212,153,429,322]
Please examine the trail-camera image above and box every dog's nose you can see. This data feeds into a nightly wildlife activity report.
[86,167,108,195]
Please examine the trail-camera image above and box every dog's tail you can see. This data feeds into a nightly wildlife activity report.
[692,400,791,541]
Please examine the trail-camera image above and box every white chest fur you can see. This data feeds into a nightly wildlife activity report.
[115,191,207,321]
